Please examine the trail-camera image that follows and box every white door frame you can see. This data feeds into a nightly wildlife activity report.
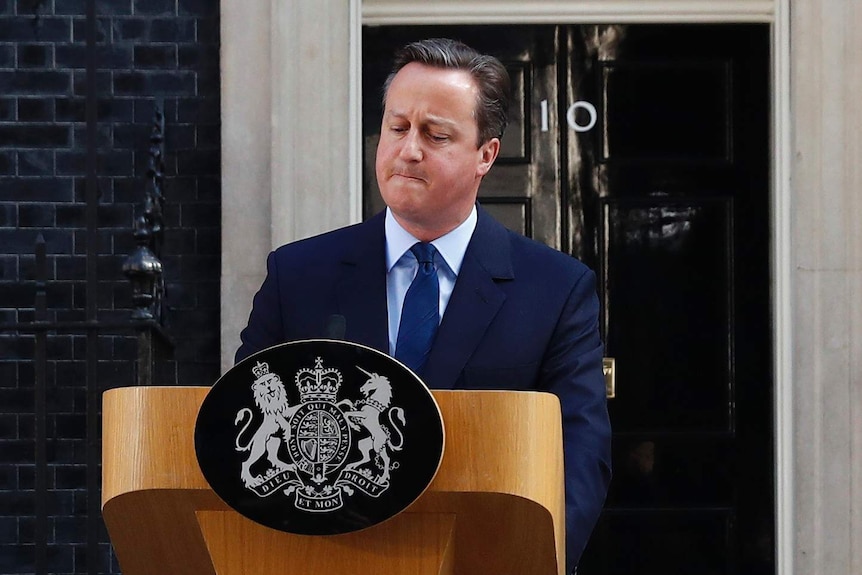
[220,2,793,572]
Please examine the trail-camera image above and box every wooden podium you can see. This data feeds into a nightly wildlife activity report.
[102,386,565,575]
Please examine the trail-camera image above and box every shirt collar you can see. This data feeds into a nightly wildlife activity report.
[385,206,477,275]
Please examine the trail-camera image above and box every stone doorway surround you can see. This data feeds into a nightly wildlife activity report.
[220,2,862,574]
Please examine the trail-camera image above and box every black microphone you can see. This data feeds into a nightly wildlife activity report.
[324,314,346,340]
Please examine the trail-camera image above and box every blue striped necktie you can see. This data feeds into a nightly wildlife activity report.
[395,242,439,373]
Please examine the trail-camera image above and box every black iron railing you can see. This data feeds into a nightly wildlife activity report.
[2,104,174,575]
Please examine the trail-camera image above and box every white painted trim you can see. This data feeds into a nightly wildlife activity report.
[271,0,354,250]
[349,0,364,224]
[220,0,272,373]
[362,0,774,24]
[772,1,794,574]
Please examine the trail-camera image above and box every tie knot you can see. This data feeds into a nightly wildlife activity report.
[410,242,436,265]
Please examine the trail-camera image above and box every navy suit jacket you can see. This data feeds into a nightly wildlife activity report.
[236,206,611,572]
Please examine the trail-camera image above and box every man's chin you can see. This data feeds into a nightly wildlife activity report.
[381,184,427,205]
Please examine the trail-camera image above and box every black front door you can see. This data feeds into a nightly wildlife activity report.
[572,24,773,575]
[362,23,773,575]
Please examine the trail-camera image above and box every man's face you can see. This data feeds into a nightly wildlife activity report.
[375,62,500,241]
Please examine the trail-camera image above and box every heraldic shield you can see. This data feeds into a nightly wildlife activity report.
[194,340,445,535]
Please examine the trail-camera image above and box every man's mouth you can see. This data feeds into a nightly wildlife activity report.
[394,172,425,182]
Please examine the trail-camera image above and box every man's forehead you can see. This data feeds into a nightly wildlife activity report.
[387,64,477,98]
[385,73,478,123]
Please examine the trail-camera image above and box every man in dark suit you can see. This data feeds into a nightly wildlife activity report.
[236,38,611,573]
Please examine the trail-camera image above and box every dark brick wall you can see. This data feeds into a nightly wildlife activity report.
[0,0,221,572]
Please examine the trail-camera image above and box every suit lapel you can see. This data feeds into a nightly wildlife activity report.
[335,212,389,353]
[421,207,514,389]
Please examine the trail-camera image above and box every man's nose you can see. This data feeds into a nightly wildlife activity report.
[398,130,423,161]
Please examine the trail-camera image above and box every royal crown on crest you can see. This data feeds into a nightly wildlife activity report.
[295,357,342,402]
[251,360,270,380]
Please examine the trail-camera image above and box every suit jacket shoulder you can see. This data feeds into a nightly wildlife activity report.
[235,212,388,361]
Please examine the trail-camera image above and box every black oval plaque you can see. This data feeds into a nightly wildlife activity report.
[194,339,445,535]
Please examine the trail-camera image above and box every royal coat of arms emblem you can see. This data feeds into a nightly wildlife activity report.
[235,357,407,511]
[195,340,444,535]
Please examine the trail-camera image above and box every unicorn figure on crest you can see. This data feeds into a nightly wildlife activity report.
[342,367,406,484]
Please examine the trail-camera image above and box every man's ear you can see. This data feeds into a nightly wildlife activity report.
[476,137,501,177]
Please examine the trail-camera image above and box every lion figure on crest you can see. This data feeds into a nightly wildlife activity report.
[343,368,406,483]
[235,367,300,487]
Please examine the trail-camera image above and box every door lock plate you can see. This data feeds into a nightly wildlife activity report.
[603,357,615,399]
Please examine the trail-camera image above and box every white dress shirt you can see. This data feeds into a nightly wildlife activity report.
[385,206,477,356]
